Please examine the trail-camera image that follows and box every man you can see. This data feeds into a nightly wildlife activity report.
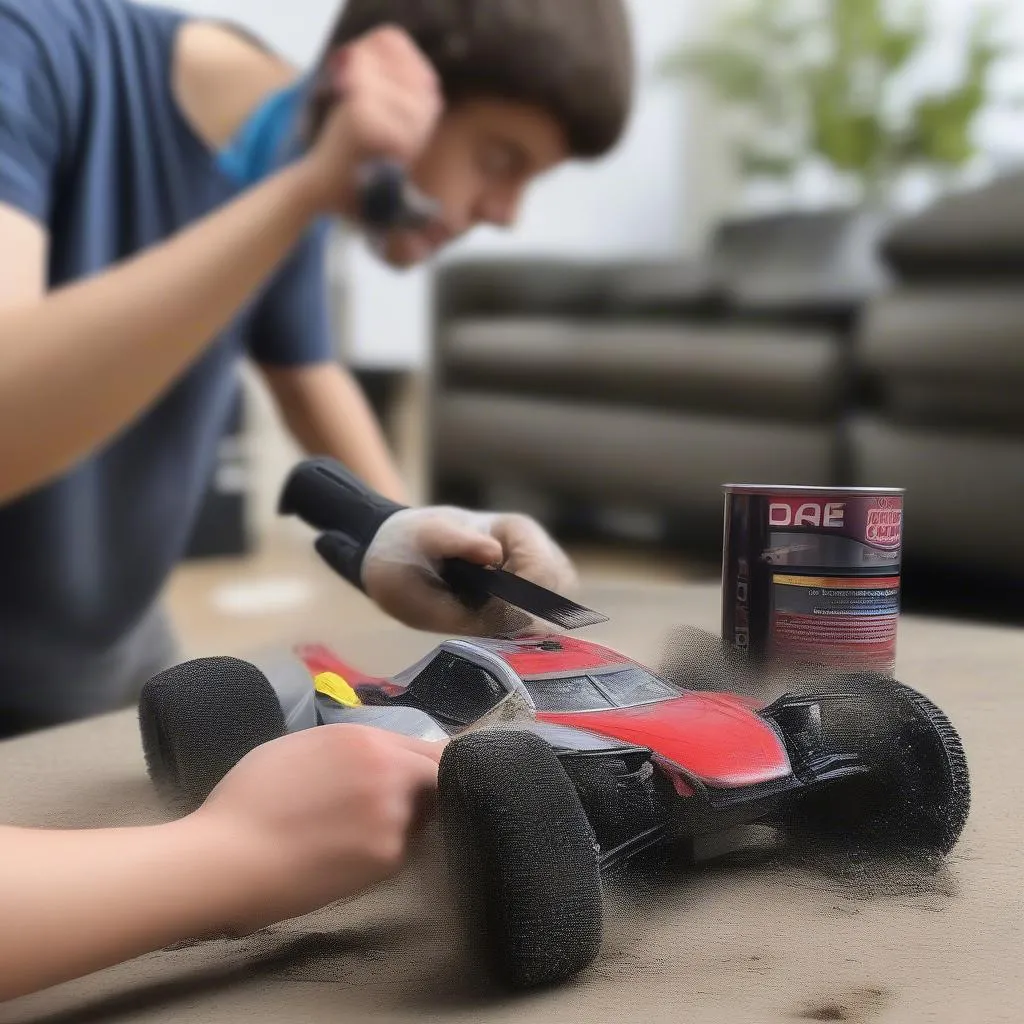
[0,0,634,736]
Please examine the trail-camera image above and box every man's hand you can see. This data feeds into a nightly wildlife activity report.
[360,506,579,636]
[299,25,443,217]
[196,724,444,936]
[0,725,444,1003]
[262,362,409,505]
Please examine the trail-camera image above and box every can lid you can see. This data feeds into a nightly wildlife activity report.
[723,483,906,496]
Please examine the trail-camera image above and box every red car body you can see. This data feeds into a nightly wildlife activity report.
[293,633,794,794]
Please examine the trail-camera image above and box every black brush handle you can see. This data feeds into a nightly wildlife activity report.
[279,456,404,538]
[357,160,440,230]
[279,456,491,605]
[438,558,496,611]
[279,457,405,591]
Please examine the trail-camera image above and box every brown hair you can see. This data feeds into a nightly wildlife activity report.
[304,0,634,158]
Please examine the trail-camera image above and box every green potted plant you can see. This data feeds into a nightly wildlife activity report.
[660,0,1022,212]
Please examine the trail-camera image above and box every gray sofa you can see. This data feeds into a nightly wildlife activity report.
[426,178,1024,594]
[849,178,1024,582]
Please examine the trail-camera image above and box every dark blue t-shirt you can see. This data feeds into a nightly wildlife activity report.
[0,0,332,723]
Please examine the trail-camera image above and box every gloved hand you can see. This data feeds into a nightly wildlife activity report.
[360,505,579,637]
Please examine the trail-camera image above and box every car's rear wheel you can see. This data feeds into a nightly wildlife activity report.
[138,657,286,812]
[437,729,604,990]
[791,674,970,860]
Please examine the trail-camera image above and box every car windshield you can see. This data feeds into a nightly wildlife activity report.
[524,666,680,712]
[523,675,612,713]
[590,666,681,707]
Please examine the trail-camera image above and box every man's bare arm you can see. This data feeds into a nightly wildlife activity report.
[0,725,445,1004]
[0,161,323,505]
[262,361,410,504]
[0,818,250,1003]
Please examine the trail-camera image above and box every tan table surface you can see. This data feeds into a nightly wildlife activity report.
[1,578,1022,1024]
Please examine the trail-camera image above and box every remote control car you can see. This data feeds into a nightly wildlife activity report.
[139,630,971,991]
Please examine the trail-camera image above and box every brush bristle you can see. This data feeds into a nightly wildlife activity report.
[543,605,609,630]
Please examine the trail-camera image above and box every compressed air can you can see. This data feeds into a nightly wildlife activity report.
[721,484,905,675]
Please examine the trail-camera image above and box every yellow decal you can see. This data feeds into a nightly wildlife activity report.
[314,671,362,707]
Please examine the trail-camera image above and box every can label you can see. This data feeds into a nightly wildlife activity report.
[723,488,903,675]
[769,574,901,667]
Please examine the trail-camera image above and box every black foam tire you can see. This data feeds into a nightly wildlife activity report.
[437,730,604,990]
[793,675,971,859]
[138,657,286,812]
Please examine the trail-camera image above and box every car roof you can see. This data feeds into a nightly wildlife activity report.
[466,635,633,680]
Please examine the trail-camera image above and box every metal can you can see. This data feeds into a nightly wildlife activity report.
[721,484,905,675]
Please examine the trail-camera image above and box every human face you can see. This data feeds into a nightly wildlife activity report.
[373,98,570,267]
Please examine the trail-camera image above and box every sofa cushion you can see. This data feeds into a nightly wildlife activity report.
[599,261,728,317]
[873,380,1024,432]
[432,257,723,321]
[856,286,1024,428]
[438,319,845,422]
[432,259,613,319]
[431,392,838,520]
[858,287,1024,374]
[705,206,891,318]
[431,206,890,325]
[880,171,1024,279]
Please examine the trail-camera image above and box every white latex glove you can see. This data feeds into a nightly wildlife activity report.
[360,506,578,637]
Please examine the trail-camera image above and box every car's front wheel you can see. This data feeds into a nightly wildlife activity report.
[138,656,288,812]
[437,729,604,990]
[790,674,971,860]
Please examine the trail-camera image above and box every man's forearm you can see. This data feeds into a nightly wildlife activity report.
[0,818,252,1003]
[265,362,410,504]
[0,160,327,505]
